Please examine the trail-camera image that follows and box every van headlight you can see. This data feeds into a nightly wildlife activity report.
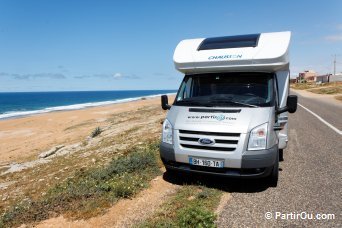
[248,123,268,150]
[162,119,173,144]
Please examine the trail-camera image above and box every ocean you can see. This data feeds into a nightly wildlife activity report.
[0,90,176,120]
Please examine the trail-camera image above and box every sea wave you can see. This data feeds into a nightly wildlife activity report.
[0,92,176,120]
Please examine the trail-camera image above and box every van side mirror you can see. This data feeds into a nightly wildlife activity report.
[161,95,171,110]
[276,95,298,114]
[286,95,298,113]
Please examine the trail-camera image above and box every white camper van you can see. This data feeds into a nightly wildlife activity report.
[160,31,297,186]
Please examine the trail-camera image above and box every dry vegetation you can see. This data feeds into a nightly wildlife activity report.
[291,81,342,101]
[1,142,162,227]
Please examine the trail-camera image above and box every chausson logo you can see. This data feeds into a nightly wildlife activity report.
[208,54,243,60]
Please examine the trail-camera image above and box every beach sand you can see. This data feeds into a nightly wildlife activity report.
[0,96,172,164]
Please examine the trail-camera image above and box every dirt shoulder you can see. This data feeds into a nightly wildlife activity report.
[290,82,342,104]
[291,89,342,107]
[36,175,179,228]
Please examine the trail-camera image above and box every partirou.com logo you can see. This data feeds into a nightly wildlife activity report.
[215,114,225,121]
[265,211,336,221]
[187,114,236,121]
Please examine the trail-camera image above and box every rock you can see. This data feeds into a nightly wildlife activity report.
[38,145,64,158]
[187,196,195,201]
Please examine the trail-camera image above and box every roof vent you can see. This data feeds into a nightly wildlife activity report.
[198,34,260,50]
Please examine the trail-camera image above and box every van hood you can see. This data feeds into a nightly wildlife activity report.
[167,106,272,134]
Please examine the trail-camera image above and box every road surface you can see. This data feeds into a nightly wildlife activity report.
[215,91,342,227]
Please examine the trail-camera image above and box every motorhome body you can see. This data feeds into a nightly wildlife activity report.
[160,31,297,186]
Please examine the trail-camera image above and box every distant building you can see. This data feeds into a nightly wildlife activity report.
[329,73,342,82]
[290,78,297,83]
[298,70,316,82]
[314,75,329,83]
[296,70,342,83]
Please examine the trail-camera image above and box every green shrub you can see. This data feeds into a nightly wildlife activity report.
[177,206,216,228]
[91,127,102,138]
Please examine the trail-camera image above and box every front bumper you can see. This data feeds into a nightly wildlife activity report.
[160,142,277,178]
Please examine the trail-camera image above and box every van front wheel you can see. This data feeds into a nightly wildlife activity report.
[279,149,284,161]
[267,153,279,187]
[166,167,176,176]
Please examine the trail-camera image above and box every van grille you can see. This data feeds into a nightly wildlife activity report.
[178,130,240,151]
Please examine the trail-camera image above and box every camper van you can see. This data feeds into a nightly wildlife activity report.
[160,31,297,186]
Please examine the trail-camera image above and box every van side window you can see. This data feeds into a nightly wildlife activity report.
[274,78,279,108]
[177,77,193,101]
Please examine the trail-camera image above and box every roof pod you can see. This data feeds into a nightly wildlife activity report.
[173,31,291,74]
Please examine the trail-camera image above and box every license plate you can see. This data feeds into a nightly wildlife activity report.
[189,157,224,168]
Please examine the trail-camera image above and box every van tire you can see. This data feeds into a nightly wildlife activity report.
[267,152,279,187]
[279,149,284,162]
[166,167,176,176]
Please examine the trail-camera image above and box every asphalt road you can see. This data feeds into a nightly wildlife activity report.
[215,91,342,227]
[291,90,342,130]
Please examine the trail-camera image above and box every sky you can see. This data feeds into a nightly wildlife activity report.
[0,0,341,92]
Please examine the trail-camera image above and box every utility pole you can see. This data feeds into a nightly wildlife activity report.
[334,54,336,76]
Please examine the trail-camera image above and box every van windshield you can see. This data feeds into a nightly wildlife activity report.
[174,72,274,107]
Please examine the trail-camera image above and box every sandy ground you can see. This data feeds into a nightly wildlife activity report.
[0,96,171,164]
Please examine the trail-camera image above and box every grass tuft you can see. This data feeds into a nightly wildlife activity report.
[91,127,102,138]
[178,205,216,228]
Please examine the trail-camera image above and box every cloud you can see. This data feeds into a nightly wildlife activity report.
[74,74,112,79]
[74,73,140,80]
[324,34,342,42]
[113,73,123,79]
[57,65,69,73]
[112,73,140,80]
[153,72,167,76]
[167,76,177,80]
[0,72,66,80]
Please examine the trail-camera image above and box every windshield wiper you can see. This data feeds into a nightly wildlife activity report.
[229,101,259,107]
